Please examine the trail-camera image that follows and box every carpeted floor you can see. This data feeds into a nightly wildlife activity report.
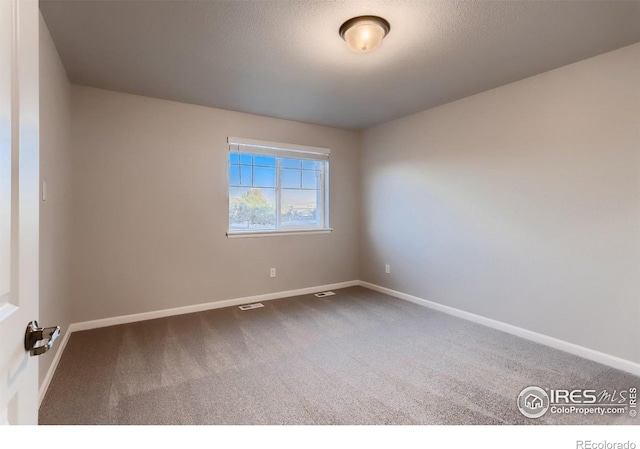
[39,286,639,425]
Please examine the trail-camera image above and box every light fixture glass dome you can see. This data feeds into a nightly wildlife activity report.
[339,16,390,54]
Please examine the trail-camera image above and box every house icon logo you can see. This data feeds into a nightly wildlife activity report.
[517,386,550,418]
[525,394,543,409]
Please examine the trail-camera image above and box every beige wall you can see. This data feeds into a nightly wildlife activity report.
[360,43,640,363]
[39,14,72,385]
[69,86,360,322]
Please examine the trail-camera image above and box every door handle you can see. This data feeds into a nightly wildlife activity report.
[24,320,60,356]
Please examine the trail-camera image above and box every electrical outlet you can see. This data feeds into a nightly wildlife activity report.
[270,268,276,278]
[385,264,391,274]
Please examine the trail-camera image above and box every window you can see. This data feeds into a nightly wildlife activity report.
[227,137,330,237]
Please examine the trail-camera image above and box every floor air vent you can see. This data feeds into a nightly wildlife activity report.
[314,291,335,298]
[239,303,264,311]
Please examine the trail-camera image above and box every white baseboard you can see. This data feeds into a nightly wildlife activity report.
[38,327,72,406]
[359,281,640,377]
[69,280,359,332]
[38,280,359,406]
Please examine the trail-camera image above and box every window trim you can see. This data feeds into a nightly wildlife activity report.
[226,228,333,239]
[228,136,331,158]
[227,137,331,237]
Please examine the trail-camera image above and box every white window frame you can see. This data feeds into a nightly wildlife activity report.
[227,137,331,238]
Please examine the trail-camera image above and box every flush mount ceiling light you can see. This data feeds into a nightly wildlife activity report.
[339,15,390,54]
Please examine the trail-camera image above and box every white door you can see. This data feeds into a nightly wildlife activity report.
[0,0,41,425]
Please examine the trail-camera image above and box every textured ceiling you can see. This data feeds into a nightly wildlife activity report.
[40,0,640,130]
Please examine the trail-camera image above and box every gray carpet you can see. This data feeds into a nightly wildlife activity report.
[39,286,639,425]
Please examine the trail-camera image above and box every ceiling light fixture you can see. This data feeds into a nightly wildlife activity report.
[339,15,390,54]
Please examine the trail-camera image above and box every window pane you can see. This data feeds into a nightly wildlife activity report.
[228,147,328,233]
[302,170,321,190]
[281,169,301,189]
[253,155,276,167]
[302,160,320,170]
[281,158,301,169]
[280,190,319,227]
[253,166,276,188]
[229,164,240,186]
[240,165,252,186]
[229,187,276,231]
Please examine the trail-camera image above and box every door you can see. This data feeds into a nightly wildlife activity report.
[0,0,41,425]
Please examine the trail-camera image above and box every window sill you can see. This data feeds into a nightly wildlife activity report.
[227,228,333,239]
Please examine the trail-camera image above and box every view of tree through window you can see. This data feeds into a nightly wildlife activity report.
[228,151,328,232]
